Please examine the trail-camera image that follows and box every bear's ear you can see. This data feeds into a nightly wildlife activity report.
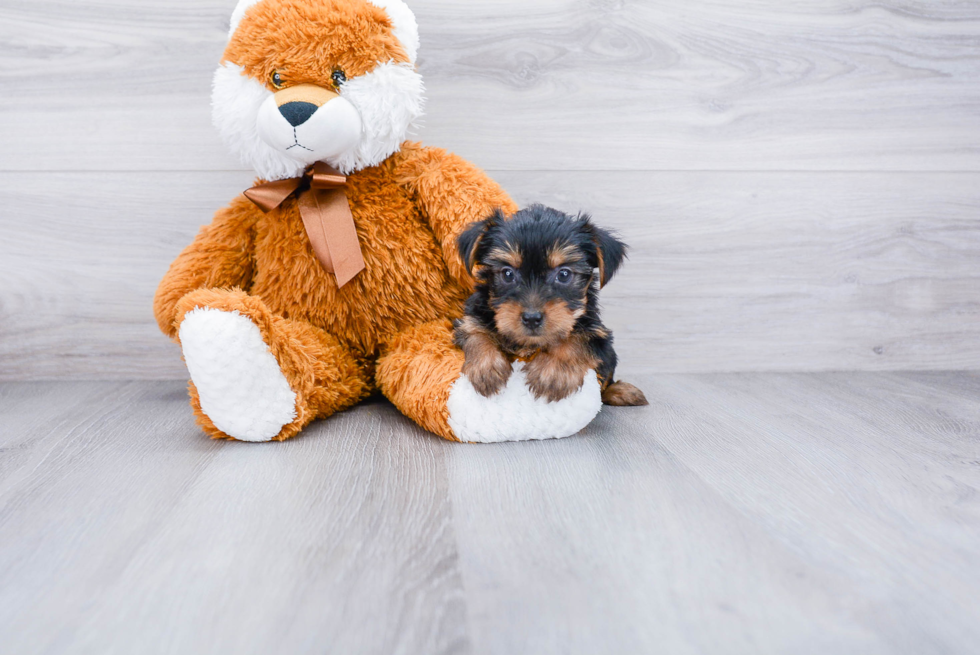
[457,208,505,276]
[582,216,628,288]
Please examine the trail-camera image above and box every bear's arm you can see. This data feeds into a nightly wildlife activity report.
[153,195,261,339]
[396,143,518,287]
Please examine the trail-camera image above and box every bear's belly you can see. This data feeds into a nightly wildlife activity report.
[249,204,469,358]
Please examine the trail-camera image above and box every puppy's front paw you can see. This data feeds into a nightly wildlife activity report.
[524,354,590,403]
[464,350,513,397]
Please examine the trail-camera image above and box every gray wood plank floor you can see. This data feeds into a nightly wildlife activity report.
[2,373,979,654]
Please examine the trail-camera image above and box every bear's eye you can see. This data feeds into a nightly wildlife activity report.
[331,69,347,89]
[270,70,285,90]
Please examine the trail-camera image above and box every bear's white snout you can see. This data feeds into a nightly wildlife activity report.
[256,90,362,167]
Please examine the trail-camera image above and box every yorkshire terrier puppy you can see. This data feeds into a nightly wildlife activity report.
[454,204,648,406]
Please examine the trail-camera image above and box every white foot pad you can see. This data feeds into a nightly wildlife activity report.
[446,362,603,443]
[179,308,297,442]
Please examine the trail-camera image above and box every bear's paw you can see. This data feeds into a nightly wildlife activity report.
[446,362,603,443]
[179,308,297,442]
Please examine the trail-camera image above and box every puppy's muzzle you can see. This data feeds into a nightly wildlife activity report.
[275,84,340,126]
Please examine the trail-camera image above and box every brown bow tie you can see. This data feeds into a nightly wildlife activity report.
[243,162,366,288]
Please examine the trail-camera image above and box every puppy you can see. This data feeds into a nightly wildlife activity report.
[454,204,648,406]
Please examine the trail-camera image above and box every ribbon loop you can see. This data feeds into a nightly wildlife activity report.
[242,177,303,213]
[310,161,347,190]
[242,163,366,288]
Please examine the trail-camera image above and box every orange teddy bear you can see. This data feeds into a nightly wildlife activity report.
[154,0,604,443]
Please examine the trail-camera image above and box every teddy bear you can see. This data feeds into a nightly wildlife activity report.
[153,0,603,443]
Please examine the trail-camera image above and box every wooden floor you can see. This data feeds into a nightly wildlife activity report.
[2,372,978,654]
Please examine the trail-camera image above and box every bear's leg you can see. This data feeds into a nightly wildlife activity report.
[376,320,465,441]
[377,320,603,443]
[173,289,372,442]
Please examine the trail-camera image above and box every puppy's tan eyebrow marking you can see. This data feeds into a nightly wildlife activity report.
[547,243,583,269]
[489,244,522,268]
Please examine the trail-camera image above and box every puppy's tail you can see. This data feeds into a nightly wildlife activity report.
[601,380,649,407]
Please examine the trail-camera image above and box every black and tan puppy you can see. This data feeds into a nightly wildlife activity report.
[454,205,648,406]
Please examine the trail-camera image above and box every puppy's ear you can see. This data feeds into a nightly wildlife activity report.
[583,216,628,287]
[457,208,505,275]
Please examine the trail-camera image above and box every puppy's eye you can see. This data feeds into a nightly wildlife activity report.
[331,69,347,88]
[555,268,573,285]
[270,70,285,89]
[499,267,517,285]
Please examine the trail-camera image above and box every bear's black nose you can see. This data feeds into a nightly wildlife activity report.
[521,311,544,330]
[279,101,318,127]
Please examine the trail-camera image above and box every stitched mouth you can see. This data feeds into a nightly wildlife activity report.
[285,127,313,152]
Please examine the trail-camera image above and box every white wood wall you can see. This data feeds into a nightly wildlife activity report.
[1,0,979,380]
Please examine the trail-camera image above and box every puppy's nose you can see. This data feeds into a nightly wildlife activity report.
[279,101,318,127]
[521,311,544,330]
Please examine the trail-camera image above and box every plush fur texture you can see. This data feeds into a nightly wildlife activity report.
[179,307,298,441]
[447,362,603,444]
[364,0,419,63]
[229,0,419,64]
[158,0,607,443]
[156,141,517,441]
[172,288,373,441]
[215,0,424,178]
